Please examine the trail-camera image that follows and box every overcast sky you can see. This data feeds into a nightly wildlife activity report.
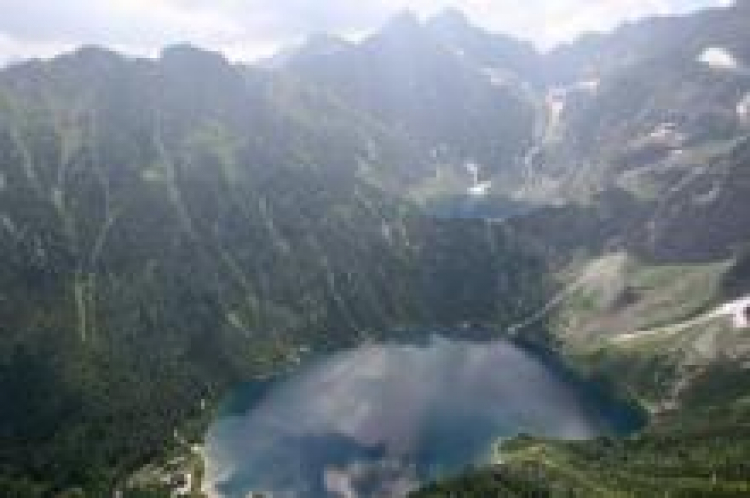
[0,0,734,65]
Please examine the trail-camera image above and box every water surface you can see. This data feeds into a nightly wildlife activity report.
[204,337,642,498]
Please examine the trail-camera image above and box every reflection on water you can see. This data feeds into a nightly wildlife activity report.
[204,337,642,498]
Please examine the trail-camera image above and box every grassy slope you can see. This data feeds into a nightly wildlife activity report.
[416,255,750,497]
[552,252,731,345]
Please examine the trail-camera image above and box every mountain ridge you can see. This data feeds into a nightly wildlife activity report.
[1,3,750,496]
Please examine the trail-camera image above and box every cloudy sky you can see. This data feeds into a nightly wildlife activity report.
[0,0,734,64]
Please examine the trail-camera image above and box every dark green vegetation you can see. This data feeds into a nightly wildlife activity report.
[0,47,546,496]
[2,1,750,496]
[415,359,750,497]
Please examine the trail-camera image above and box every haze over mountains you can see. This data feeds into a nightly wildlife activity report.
[1,1,750,496]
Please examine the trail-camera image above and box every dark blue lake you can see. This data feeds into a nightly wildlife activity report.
[203,337,643,497]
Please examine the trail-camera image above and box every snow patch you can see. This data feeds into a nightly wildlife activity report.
[699,47,739,70]
[481,67,507,87]
[464,161,492,197]
[465,161,480,181]
[380,222,393,243]
[714,296,750,329]
[542,79,597,141]
[549,79,599,100]
[614,294,750,344]
[0,213,15,235]
[469,181,492,196]
[452,48,466,60]
[737,93,750,123]
[647,122,686,147]
[573,79,600,92]
[547,95,566,125]
[520,81,594,186]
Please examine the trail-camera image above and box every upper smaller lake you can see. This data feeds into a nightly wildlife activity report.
[203,337,643,498]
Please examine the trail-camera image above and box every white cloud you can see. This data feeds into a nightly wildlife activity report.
[0,0,733,64]
[0,33,73,65]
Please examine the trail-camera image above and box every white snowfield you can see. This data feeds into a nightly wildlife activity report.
[699,47,739,70]
[713,295,750,329]
[738,93,750,123]
[698,46,750,75]
[464,161,492,196]
[614,295,750,343]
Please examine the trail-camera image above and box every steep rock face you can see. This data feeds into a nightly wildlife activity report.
[0,46,548,494]
[424,8,545,86]
[546,1,750,84]
[505,1,750,263]
[268,3,750,229]
[635,138,750,262]
[276,11,537,199]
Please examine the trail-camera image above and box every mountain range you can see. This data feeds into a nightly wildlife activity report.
[1,1,750,496]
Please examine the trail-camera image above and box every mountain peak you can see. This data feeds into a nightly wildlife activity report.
[48,45,125,74]
[263,33,351,69]
[161,43,221,59]
[57,45,122,65]
[381,9,422,34]
[428,7,472,31]
[160,44,229,68]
